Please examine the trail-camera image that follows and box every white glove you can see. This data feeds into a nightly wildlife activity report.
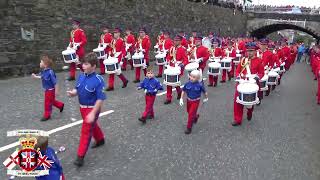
[179,98,184,106]
[203,98,208,103]
[154,89,157,92]
[144,89,147,93]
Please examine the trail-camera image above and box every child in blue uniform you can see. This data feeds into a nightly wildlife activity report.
[35,136,64,180]
[32,55,64,121]
[180,70,208,134]
[137,66,163,123]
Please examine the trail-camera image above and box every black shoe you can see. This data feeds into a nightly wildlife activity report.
[40,116,50,121]
[208,84,213,87]
[247,115,252,121]
[133,80,140,83]
[146,115,154,120]
[59,104,64,113]
[164,100,171,105]
[138,117,146,124]
[184,128,192,134]
[214,83,217,87]
[74,156,84,167]
[257,102,261,106]
[231,122,241,126]
[121,68,126,71]
[122,80,129,88]
[220,80,226,83]
[106,87,114,91]
[265,92,269,96]
[66,77,75,81]
[156,74,162,78]
[228,78,232,81]
[91,139,105,149]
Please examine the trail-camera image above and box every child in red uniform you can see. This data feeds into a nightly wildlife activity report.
[32,55,64,121]
[180,70,208,134]
[137,66,163,123]
[67,53,106,167]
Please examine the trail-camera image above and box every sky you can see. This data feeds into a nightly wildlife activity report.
[251,0,320,8]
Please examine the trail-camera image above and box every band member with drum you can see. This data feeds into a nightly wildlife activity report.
[133,27,151,83]
[221,40,236,82]
[123,28,136,70]
[178,31,188,49]
[179,69,208,134]
[188,30,197,52]
[67,19,87,81]
[137,66,163,123]
[232,42,264,126]
[164,35,188,105]
[208,39,223,87]
[265,43,281,95]
[156,30,173,78]
[106,28,129,91]
[67,53,106,167]
[194,36,210,72]
[32,55,64,121]
[99,26,113,75]
[258,38,272,100]
[281,39,291,71]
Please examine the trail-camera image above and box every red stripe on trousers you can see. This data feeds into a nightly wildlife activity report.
[186,99,200,129]
[44,89,64,119]
[142,95,156,118]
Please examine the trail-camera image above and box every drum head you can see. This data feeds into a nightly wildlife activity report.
[185,63,199,71]
[208,62,221,68]
[62,49,76,55]
[237,82,259,93]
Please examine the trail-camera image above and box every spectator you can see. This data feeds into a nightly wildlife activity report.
[297,43,305,63]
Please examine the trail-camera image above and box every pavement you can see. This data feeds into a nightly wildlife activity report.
[0,62,319,180]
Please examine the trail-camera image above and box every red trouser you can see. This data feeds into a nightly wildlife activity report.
[108,74,127,89]
[221,69,232,81]
[69,63,83,78]
[142,94,156,118]
[234,87,254,124]
[166,86,182,101]
[43,89,64,119]
[158,65,164,76]
[186,99,200,129]
[208,75,218,86]
[99,59,105,74]
[318,78,320,103]
[135,67,147,81]
[77,108,104,157]
[258,90,264,101]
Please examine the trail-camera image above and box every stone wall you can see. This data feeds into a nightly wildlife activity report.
[0,0,247,78]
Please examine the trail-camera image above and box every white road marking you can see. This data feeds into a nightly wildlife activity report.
[0,110,114,153]
[156,78,207,96]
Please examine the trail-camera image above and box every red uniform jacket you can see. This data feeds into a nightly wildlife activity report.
[135,36,151,61]
[125,34,136,53]
[100,32,113,54]
[70,28,87,58]
[162,38,173,60]
[222,47,236,58]
[167,46,188,67]
[282,46,290,62]
[110,38,125,62]
[181,37,188,49]
[235,57,264,79]
[261,50,273,68]
[195,45,210,70]
[213,47,223,57]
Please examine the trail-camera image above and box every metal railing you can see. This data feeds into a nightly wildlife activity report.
[244,6,320,15]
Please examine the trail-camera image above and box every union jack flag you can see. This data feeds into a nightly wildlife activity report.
[37,151,53,170]
[20,151,37,170]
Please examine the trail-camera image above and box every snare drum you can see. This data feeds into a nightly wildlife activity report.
[185,62,199,75]
[267,71,279,85]
[259,75,268,91]
[280,62,285,73]
[155,52,166,65]
[62,49,78,63]
[236,80,260,106]
[220,57,232,70]
[208,62,221,76]
[132,52,145,67]
[163,66,181,87]
[103,57,120,74]
[93,47,106,60]
[209,57,221,63]
[233,54,241,65]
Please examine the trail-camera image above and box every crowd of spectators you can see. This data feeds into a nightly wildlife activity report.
[187,0,243,11]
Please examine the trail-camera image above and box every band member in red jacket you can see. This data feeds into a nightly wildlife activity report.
[105,28,129,91]
[67,19,87,81]
[123,28,136,71]
[133,27,151,83]
[208,39,223,87]
[98,26,113,75]
[194,36,210,72]
[221,40,236,82]
[156,30,173,78]
[232,42,264,126]
[258,38,272,100]
[178,31,188,49]
[164,35,188,104]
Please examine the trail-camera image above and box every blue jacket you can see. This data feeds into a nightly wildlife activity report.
[35,147,63,180]
[139,77,163,95]
[182,81,206,100]
[76,72,106,106]
[40,68,57,90]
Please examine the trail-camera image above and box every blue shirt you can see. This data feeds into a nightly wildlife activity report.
[182,81,206,100]
[35,147,63,180]
[139,77,163,95]
[298,45,305,53]
[76,72,106,106]
[40,68,57,90]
